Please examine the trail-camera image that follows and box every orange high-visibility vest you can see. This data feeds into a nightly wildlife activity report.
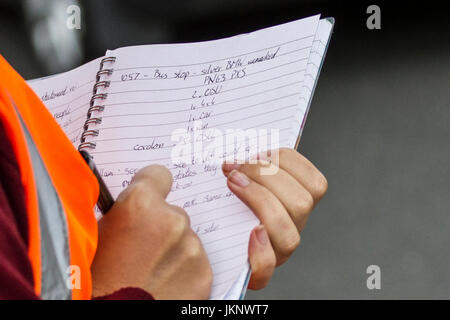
[0,55,99,299]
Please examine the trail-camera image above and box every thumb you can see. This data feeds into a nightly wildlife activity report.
[131,164,173,198]
[248,225,276,290]
[116,165,173,204]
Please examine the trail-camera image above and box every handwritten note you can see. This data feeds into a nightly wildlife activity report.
[28,58,102,146]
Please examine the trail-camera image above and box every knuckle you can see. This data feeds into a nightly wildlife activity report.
[166,214,189,242]
[186,241,202,260]
[171,205,191,226]
[279,232,301,260]
[314,173,328,199]
[183,232,204,260]
[267,256,277,272]
[294,193,314,214]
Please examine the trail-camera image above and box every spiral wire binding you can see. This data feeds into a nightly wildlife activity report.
[78,56,116,151]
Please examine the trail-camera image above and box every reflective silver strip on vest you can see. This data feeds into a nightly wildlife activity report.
[14,105,72,300]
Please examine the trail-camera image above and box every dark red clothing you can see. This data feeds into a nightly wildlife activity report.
[0,121,152,300]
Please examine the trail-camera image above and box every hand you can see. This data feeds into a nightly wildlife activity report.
[222,148,327,290]
[91,165,213,299]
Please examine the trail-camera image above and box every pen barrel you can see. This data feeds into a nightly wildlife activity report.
[79,150,115,214]
[94,166,115,214]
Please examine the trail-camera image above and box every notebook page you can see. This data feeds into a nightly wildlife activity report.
[290,18,333,146]
[28,58,102,146]
[226,18,333,300]
[85,14,320,299]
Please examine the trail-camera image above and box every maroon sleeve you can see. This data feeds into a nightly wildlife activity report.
[0,121,154,300]
[0,183,38,299]
[0,122,38,300]
[93,288,154,300]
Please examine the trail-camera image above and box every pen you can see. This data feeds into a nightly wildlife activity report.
[79,150,115,215]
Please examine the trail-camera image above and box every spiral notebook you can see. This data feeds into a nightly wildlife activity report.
[28,15,334,300]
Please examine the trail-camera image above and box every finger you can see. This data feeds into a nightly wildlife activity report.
[223,162,313,231]
[275,148,328,203]
[248,148,327,203]
[248,225,276,290]
[129,164,174,200]
[226,170,300,265]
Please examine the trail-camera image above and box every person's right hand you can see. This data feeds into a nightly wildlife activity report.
[91,165,213,299]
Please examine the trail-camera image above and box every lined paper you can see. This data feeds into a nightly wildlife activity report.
[28,58,101,146]
[224,19,333,299]
[83,15,321,299]
[290,18,334,144]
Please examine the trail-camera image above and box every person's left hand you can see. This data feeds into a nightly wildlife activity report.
[222,148,328,290]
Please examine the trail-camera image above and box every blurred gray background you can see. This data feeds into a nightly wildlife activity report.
[0,0,448,299]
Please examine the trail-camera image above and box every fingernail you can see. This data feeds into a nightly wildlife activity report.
[228,169,250,187]
[255,225,269,245]
[222,163,241,172]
